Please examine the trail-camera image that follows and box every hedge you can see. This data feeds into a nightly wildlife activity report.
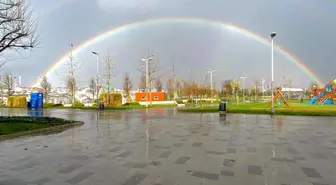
[0,116,75,126]
[99,93,122,107]
[7,96,27,107]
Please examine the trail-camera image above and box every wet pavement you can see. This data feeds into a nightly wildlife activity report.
[1,108,336,185]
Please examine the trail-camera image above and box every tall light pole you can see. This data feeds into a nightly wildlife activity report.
[207,68,216,103]
[92,51,99,109]
[141,57,152,107]
[271,32,276,113]
[240,77,247,103]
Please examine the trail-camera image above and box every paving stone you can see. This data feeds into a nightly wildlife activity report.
[191,142,202,147]
[173,143,183,147]
[66,172,94,184]
[122,173,147,185]
[248,165,263,175]
[175,156,191,164]
[220,170,234,176]
[33,177,51,185]
[247,147,257,153]
[301,167,322,178]
[116,151,133,158]
[223,159,236,167]
[312,182,329,185]
[150,161,161,166]
[214,138,229,141]
[109,146,122,152]
[123,162,147,168]
[227,148,236,154]
[58,164,82,174]
[271,158,296,163]
[206,151,225,155]
[288,147,300,154]
[159,151,172,158]
[192,171,219,180]
[0,179,27,185]
[294,156,306,160]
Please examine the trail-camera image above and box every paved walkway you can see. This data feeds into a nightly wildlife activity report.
[0,108,336,185]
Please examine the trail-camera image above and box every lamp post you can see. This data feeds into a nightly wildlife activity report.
[141,57,153,107]
[271,32,276,113]
[92,51,99,109]
[207,68,216,104]
[240,77,247,103]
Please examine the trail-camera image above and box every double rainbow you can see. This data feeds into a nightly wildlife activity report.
[33,17,324,87]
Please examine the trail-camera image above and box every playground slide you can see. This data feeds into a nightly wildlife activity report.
[308,90,326,104]
[308,96,319,104]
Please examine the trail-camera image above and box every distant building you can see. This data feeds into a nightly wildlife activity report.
[135,92,165,102]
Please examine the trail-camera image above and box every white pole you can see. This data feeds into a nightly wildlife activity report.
[243,78,245,103]
[210,71,213,104]
[96,54,99,109]
[145,59,148,108]
[271,36,274,113]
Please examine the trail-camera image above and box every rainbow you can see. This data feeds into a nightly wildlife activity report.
[33,17,324,87]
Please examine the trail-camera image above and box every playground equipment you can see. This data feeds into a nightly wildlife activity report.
[309,78,336,105]
[269,87,289,108]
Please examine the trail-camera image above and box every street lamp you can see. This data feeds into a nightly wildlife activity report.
[271,32,276,113]
[92,51,99,109]
[240,77,247,103]
[207,68,216,104]
[141,57,153,108]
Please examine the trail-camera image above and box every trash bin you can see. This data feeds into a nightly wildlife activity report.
[99,101,104,110]
[219,102,226,113]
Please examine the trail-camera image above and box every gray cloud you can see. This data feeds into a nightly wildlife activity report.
[5,0,335,88]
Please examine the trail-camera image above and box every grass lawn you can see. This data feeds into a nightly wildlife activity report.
[0,122,51,135]
[180,103,336,116]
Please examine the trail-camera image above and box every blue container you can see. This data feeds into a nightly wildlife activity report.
[30,93,43,109]
[326,85,332,92]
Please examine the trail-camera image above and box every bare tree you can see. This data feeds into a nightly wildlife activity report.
[166,77,175,100]
[139,50,159,104]
[123,73,132,103]
[88,77,97,102]
[155,78,162,92]
[66,43,81,104]
[139,73,146,92]
[3,72,13,96]
[40,75,51,103]
[104,49,116,93]
[66,75,76,103]
[230,80,240,104]
[0,0,38,54]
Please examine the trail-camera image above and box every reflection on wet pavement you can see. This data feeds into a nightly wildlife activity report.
[0,108,336,185]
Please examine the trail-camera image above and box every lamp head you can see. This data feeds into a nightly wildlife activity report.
[271,32,276,38]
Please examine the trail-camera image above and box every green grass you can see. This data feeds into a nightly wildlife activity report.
[0,122,51,135]
[180,103,336,116]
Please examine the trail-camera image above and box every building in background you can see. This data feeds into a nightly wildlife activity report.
[135,92,165,102]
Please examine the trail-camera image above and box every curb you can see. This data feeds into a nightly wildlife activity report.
[0,121,84,141]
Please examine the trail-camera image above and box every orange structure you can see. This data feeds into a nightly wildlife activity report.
[135,92,165,102]
[269,87,289,108]
[310,78,336,104]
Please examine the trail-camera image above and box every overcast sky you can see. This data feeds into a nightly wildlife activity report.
[4,0,336,89]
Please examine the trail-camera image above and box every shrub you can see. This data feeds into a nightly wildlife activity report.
[71,101,84,108]
[44,103,64,108]
[124,102,140,106]
[99,93,122,107]
[7,96,26,107]
[52,104,64,107]
[0,116,75,126]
